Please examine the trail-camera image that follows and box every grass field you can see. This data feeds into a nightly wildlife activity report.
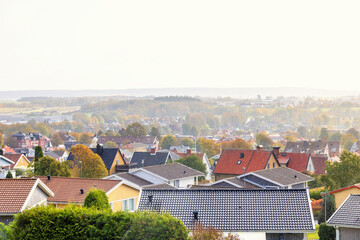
[307,224,319,240]
[0,106,80,115]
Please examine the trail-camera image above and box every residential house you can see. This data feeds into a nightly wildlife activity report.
[213,147,280,181]
[98,136,159,150]
[3,153,30,171]
[0,178,54,224]
[121,142,149,153]
[329,184,360,208]
[311,154,328,175]
[273,147,315,173]
[327,194,360,239]
[209,167,314,189]
[0,155,16,178]
[11,132,48,149]
[67,144,126,175]
[107,163,203,189]
[130,148,172,168]
[44,150,68,162]
[284,140,341,160]
[139,189,315,240]
[37,176,141,211]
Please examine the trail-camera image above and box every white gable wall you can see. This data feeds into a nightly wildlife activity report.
[131,170,164,184]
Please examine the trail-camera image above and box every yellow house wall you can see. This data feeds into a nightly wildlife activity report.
[107,184,140,212]
[333,188,360,208]
[109,151,126,175]
[15,155,30,169]
[265,154,280,169]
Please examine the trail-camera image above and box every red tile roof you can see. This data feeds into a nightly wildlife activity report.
[277,152,310,173]
[3,146,16,154]
[0,179,38,213]
[37,176,122,204]
[3,153,25,168]
[311,154,328,175]
[213,149,275,175]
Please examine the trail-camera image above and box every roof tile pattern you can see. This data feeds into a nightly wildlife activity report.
[139,189,314,231]
[277,153,310,172]
[0,179,37,213]
[37,176,121,203]
[130,152,170,167]
[311,154,327,175]
[328,194,360,227]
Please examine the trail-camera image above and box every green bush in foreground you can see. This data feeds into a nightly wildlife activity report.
[0,206,188,240]
[318,223,336,240]
[83,189,110,211]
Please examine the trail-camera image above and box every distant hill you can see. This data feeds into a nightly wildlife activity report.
[0,88,358,100]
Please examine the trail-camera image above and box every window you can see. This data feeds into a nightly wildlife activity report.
[122,198,135,211]
[273,162,275,168]
[237,160,242,165]
[174,180,180,188]
[267,163,270,169]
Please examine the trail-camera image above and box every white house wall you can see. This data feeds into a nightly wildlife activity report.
[131,171,164,184]
[223,232,266,240]
[179,177,194,188]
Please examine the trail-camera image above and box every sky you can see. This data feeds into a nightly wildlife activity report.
[0,0,360,91]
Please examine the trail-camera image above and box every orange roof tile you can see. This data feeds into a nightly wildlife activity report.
[37,176,121,204]
[277,152,310,172]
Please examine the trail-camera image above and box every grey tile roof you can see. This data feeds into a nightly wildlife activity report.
[133,163,203,180]
[112,172,153,186]
[130,151,170,167]
[327,194,360,227]
[142,183,177,189]
[139,189,314,232]
[214,177,262,189]
[245,167,314,186]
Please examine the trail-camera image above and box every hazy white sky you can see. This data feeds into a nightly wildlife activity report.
[0,0,359,91]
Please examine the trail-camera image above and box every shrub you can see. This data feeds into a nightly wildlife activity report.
[124,211,189,240]
[83,189,110,211]
[5,171,13,178]
[318,194,336,224]
[318,223,335,240]
[191,223,222,240]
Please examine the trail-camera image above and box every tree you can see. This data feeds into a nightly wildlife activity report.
[255,132,273,150]
[160,135,177,149]
[51,132,64,146]
[79,133,92,144]
[70,144,108,178]
[6,171,13,178]
[34,146,44,173]
[341,133,356,150]
[319,128,329,141]
[104,141,117,148]
[35,156,71,177]
[347,128,360,139]
[0,132,4,146]
[125,122,146,137]
[198,138,220,158]
[284,131,298,142]
[149,127,161,140]
[297,126,307,138]
[221,138,251,150]
[318,194,336,224]
[181,138,194,148]
[83,189,110,210]
[329,132,342,141]
[177,154,207,177]
[318,223,336,240]
[321,151,360,190]
[182,123,193,135]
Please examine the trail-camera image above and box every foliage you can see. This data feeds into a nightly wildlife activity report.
[329,132,342,141]
[297,126,307,138]
[104,141,117,148]
[15,168,25,177]
[255,132,273,150]
[177,154,207,177]
[51,132,65,146]
[318,223,335,240]
[318,194,336,224]
[309,188,323,200]
[321,151,360,190]
[34,146,44,162]
[311,199,323,219]
[347,127,360,139]
[160,135,177,149]
[340,133,356,151]
[124,211,188,240]
[125,122,146,137]
[83,189,110,210]
[34,156,71,177]
[198,138,220,159]
[79,133,92,144]
[70,144,108,178]
[0,132,4,146]
[149,127,161,140]
[319,128,329,141]
[191,223,222,240]
[6,171,13,178]
[181,138,194,148]
[221,138,251,150]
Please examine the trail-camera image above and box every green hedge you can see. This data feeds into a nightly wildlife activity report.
[1,206,188,240]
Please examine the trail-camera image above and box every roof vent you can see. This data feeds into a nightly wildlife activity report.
[47,175,51,180]
[80,189,84,194]
[148,194,153,203]
[237,160,242,165]
[294,175,297,179]
[193,210,198,221]
[240,153,244,159]
[184,170,186,174]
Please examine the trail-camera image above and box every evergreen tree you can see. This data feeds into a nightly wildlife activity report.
[318,193,336,224]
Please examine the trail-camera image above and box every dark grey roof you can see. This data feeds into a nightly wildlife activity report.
[157,149,182,161]
[68,147,121,170]
[130,151,170,167]
[210,177,261,189]
[132,163,203,180]
[44,151,60,159]
[139,189,315,232]
[327,194,360,227]
[113,172,152,187]
[243,167,314,186]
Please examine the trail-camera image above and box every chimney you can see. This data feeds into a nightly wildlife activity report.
[47,175,51,180]
[150,147,156,155]
[80,189,84,194]
[256,145,263,151]
[273,147,280,156]
[186,148,192,155]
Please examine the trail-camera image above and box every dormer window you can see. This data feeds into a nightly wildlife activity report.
[237,160,242,165]
[240,153,244,159]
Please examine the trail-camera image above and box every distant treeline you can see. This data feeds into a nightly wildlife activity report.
[153,96,201,102]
